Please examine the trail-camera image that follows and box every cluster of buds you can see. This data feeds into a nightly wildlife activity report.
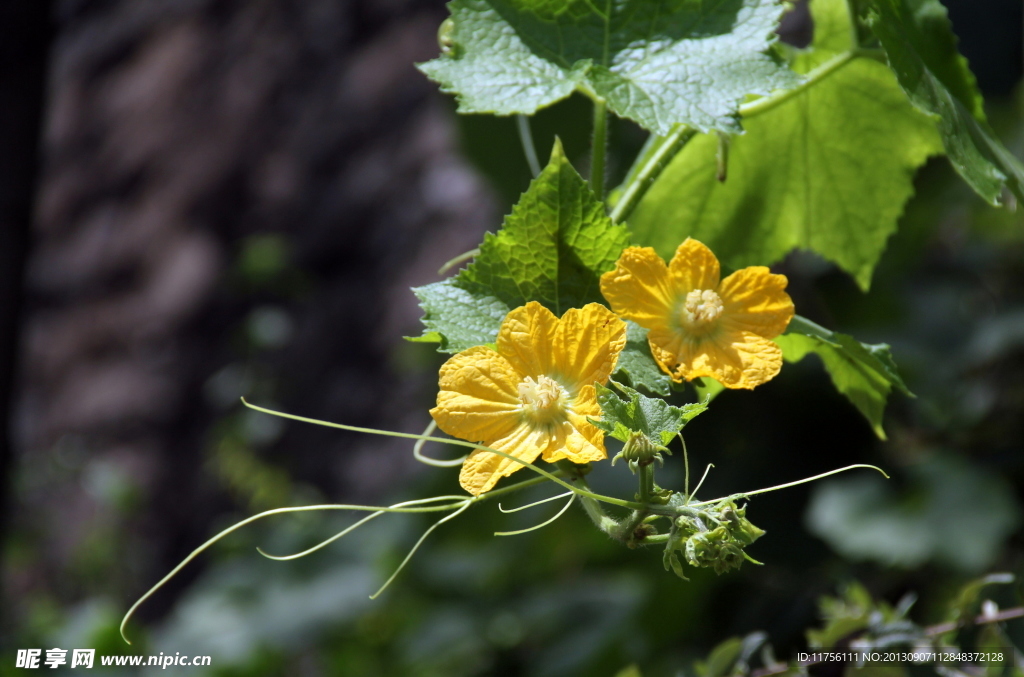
[663,499,765,578]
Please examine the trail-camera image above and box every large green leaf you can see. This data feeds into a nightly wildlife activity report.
[591,381,707,447]
[418,0,797,134]
[628,0,943,290]
[776,316,912,439]
[411,140,629,351]
[865,0,1024,205]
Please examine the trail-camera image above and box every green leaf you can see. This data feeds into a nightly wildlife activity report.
[611,321,672,397]
[807,583,874,648]
[459,140,630,314]
[411,140,629,351]
[865,0,1024,205]
[418,0,797,134]
[591,381,706,446]
[409,280,509,353]
[628,0,944,289]
[695,637,743,677]
[777,316,912,439]
[805,455,1022,573]
[942,573,1015,632]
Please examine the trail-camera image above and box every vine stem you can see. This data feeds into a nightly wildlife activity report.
[738,50,859,119]
[609,49,868,225]
[437,248,479,276]
[557,460,621,535]
[610,125,696,224]
[517,114,542,177]
[591,98,608,200]
[638,462,654,504]
[925,605,1024,636]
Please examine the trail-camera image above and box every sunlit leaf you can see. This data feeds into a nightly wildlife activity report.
[591,381,706,446]
[628,0,943,290]
[419,0,797,134]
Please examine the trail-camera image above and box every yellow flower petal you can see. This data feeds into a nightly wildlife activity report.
[559,385,607,463]
[599,247,674,329]
[718,267,794,337]
[543,423,606,464]
[603,238,794,390]
[647,325,687,382]
[438,301,626,494]
[458,424,547,495]
[496,301,557,382]
[651,327,783,389]
[668,238,720,292]
[431,346,522,444]
[551,304,627,392]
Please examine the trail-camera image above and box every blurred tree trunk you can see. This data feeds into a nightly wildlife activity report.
[9,0,493,626]
[0,0,53,623]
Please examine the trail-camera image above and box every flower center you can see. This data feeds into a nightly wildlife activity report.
[518,375,568,425]
[681,289,724,328]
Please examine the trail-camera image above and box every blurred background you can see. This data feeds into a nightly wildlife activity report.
[0,1,1022,675]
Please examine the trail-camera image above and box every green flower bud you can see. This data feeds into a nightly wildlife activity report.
[437,18,459,57]
[612,430,668,471]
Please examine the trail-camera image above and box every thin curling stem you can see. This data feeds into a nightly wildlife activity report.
[413,420,467,467]
[257,495,467,561]
[370,501,472,599]
[495,494,576,536]
[119,499,467,644]
[437,248,479,276]
[500,490,573,514]
[690,463,715,500]
[241,399,643,510]
[688,464,889,508]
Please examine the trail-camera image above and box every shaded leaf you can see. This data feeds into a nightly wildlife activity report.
[805,455,1022,573]
[943,573,1015,632]
[696,637,744,677]
[776,316,912,439]
[612,321,672,397]
[865,0,1024,205]
[807,582,874,648]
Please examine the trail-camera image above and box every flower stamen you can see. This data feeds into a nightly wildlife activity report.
[681,289,724,327]
[518,375,568,425]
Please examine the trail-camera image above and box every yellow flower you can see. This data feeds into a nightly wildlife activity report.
[600,238,794,389]
[430,301,627,495]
